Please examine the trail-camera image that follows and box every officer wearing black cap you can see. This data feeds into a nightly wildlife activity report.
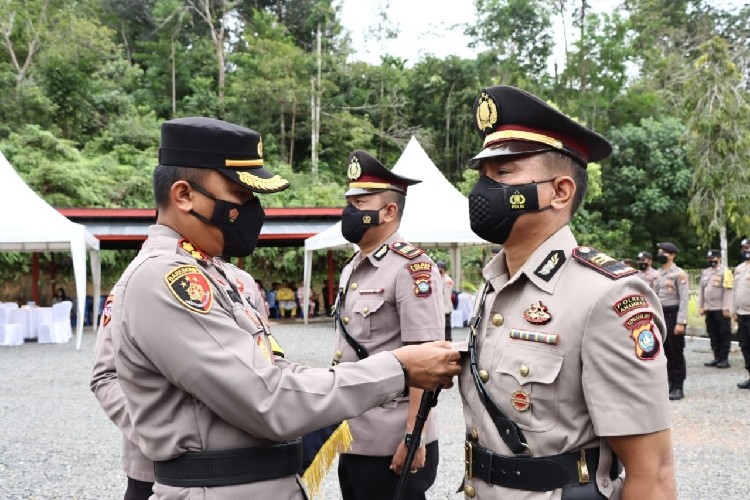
[636,251,657,289]
[733,238,750,388]
[699,249,733,368]
[93,119,460,500]
[460,86,675,499]
[654,242,690,400]
[334,150,446,500]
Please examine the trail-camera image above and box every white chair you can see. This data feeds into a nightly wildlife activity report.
[0,307,24,346]
[37,301,73,344]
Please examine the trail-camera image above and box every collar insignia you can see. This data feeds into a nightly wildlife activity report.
[534,250,566,282]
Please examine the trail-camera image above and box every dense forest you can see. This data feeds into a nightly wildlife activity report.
[1,0,749,293]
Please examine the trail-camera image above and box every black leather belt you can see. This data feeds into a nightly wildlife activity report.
[465,440,619,492]
[154,439,304,487]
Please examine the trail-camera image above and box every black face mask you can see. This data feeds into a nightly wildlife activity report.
[656,254,668,264]
[706,260,719,268]
[188,182,265,257]
[340,203,385,244]
[742,251,750,261]
[468,175,553,244]
[638,262,649,271]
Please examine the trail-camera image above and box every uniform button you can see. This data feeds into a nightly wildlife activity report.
[335,350,342,359]
[478,369,489,383]
[343,316,350,325]
[464,485,476,498]
[363,306,369,314]
[350,282,358,290]
[603,478,609,487]
[519,364,530,377]
[491,314,504,327]
[470,428,479,441]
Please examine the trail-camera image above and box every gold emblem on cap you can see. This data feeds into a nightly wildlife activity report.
[476,91,498,132]
[347,156,362,180]
[257,139,263,158]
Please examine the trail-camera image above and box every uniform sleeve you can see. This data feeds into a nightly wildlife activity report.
[395,257,445,342]
[581,278,671,437]
[697,271,706,309]
[723,268,734,311]
[677,271,689,325]
[119,258,406,441]
[733,267,740,315]
[91,313,140,444]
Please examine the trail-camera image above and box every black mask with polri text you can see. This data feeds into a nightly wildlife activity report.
[468,176,554,245]
[188,182,265,257]
[340,203,385,244]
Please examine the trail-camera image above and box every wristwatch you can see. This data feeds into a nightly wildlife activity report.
[404,432,425,448]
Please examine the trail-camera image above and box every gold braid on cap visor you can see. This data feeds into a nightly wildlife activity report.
[483,130,563,150]
[237,172,288,191]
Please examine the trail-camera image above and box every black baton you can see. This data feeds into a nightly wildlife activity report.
[394,386,442,500]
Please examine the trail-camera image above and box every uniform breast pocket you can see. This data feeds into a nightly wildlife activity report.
[495,345,565,432]
[351,297,387,341]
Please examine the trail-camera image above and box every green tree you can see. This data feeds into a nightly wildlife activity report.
[684,36,750,262]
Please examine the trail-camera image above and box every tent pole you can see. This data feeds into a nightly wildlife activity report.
[32,252,40,304]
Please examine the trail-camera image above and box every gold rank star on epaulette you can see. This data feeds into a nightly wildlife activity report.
[179,239,208,260]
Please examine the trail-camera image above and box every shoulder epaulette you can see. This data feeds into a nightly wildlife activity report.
[572,246,637,280]
[178,238,208,261]
[389,241,424,259]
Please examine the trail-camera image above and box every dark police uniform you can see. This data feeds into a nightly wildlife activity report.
[106,119,409,500]
[334,151,444,500]
[458,86,670,499]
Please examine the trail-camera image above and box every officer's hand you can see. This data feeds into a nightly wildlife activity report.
[698,308,705,316]
[393,341,461,389]
[722,309,731,318]
[674,324,685,335]
[733,313,738,322]
[390,441,426,476]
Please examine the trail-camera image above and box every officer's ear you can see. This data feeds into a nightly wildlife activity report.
[549,175,575,211]
[381,202,399,223]
[172,180,194,213]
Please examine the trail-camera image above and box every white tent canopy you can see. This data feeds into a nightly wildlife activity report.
[0,151,101,349]
[302,136,488,320]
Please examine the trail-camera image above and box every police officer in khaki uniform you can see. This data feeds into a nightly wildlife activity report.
[654,242,690,401]
[437,261,455,341]
[100,118,461,500]
[458,85,676,499]
[334,151,444,500]
[699,249,733,368]
[733,238,750,389]
[636,251,657,290]
[92,316,155,500]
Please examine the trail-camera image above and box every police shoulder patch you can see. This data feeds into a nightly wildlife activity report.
[572,247,637,280]
[406,262,432,297]
[101,295,114,327]
[390,241,424,259]
[165,265,214,314]
[623,311,661,360]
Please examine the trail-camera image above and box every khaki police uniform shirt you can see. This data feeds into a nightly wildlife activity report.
[91,315,155,483]
[334,231,444,456]
[698,265,733,311]
[110,225,406,500]
[733,262,750,315]
[443,273,455,314]
[636,266,657,290]
[653,265,689,324]
[459,226,670,500]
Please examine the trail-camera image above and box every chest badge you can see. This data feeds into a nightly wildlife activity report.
[511,390,531,412]
[523,301,552,325]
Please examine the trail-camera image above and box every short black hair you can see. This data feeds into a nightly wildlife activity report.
[152,165,209,208]
[541,152,588,216]
[381,190,406,220]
